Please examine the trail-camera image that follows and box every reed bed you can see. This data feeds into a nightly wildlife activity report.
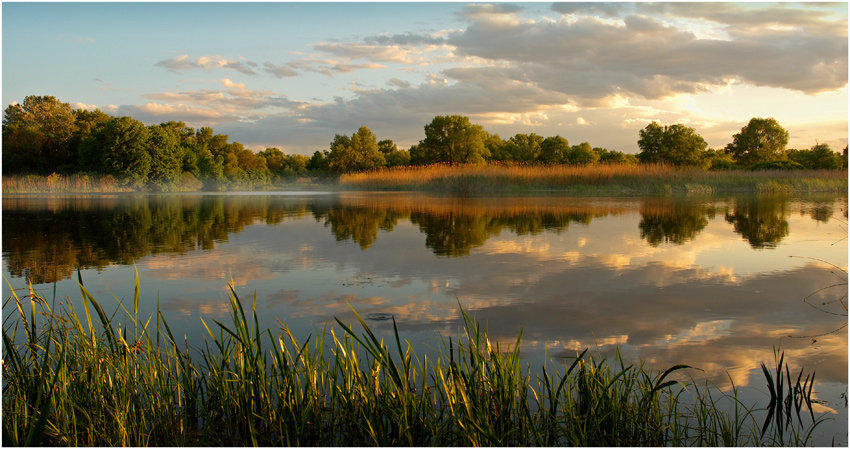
[2,173,136,194]
[339,164,848,195]
[3,274,823,446]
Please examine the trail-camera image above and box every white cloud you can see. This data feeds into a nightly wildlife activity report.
[156,54,257,75]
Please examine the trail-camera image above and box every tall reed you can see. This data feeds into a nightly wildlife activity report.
[2,274,825,446]
[339,163,848,195]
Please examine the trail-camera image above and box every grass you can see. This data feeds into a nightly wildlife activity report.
[2,273,825,446]
[2,173,137,194]
[339,163,849,195]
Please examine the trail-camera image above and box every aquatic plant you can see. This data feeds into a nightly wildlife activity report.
[2,273,825,446]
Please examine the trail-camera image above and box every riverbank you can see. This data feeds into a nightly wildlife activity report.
[3,277,822,446]
[3,165,847,195]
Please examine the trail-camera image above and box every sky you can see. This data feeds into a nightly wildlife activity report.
[2,2,848,155]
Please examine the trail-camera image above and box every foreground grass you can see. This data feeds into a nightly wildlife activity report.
[340,164,849,195]
[3,275,823,446]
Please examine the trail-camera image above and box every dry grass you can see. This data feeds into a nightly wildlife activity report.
[2,173,135,193]
[339,164,848,195]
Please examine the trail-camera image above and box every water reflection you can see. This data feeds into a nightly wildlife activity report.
[2,194,845,283]
[724,196,790,249]
[638,198,713,246]
[2,192,847,442]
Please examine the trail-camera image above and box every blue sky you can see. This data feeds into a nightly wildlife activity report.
[3,2,847,155]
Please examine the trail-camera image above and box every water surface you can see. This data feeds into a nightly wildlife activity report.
[3,192,847,442]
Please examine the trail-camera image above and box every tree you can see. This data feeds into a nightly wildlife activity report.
[807,143,842,169]
[79,116,151,187]
[327,126,385,173]
[565,142,599,165]
[3,95,78,173]
[499,133,543,162]
[595,147,638,165]
[378,139,397,155]
[538,136,569,164]
[725,117,788,166]
[637,122,707,166]
[419,115,489,164]
[70,109,111,169]
[308,150,330,173]
[146,124,183,190]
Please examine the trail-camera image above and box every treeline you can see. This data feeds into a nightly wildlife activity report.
[2,95,847,190]
[2,96,310,190]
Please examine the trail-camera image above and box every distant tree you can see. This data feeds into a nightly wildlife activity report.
[538,135,569,164]
[378,139,397,155]
[595,147,638,165]
[307,150,330,173]
[565,142,599,165]
[638,122,707,166]
[385,148,411,167]
[328,126,385,173]
[258,147,287,174]
[702,148,736,170]
[408,144,427,165]
[725,117,788,166]
[808,143,842,169]
[79,116,151,187]
[500,133,543,162]
[419,115,489,164]
[146,124,183,190]
[2,95,78,173]
[70,109,111,170]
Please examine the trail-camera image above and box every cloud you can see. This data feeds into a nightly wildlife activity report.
[386,78,411,89]
[72,102,99,111]
[551,2,628,18]
[364,32,447,46]
[313,42,428,64]
[263,61,298,78]
[448,11,847,100]
[155,54,257,75]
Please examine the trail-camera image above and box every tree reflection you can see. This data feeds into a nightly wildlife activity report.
[2,195,313,283]
[317,206,401,249]
[638,198,712,246]
[724,196,790,249]
[4,194,829,284]
[410,212,502,257]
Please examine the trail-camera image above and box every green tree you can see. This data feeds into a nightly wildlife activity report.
[79,116,151,187]
[637,122,707,166]
[385,148,411,167]
[499,133,544,162]
[725,117,788,166]
[538,135,569,164]
[307,150,330,174]
[419,115,489,164]
[807,143,842,169]
[70,109,112,170]
[146,124,183,190]
[595,147,638,165]
[328,126,385,172]
[378,139,397,155]
[2,95,78,173]
[565,142,599,165]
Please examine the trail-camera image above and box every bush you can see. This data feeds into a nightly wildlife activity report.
[750,160,804,171]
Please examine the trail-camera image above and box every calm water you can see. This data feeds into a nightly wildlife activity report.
[3,192,847,442]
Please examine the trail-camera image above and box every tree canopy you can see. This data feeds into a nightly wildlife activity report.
[637,122,707,166]
[725,118,788,166]
[418,115,489,164]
